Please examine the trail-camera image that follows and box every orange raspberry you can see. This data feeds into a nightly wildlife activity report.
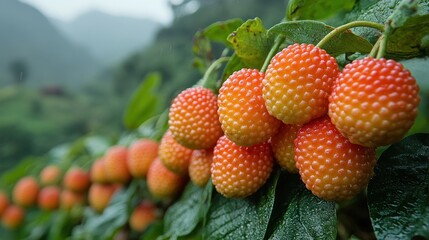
[104,146,131,183]
[60,189,85,210]
[189,149,213,187]
[147,158,187,199]
[295,116,376,202]
[158,130,193,175]
[129,201,158,232]
[169,87,223,149]
[63,167,90,192]
[271,124,301,173]
[218,68,281,146]
[127,139,159,178]
[38,186,60,210]
[90,158,109,184]
[13,176,39,207]
[263,43,339,124]
[88,184,117,213]
[39,165,62,186]
[211,136,273,198]
[329,57,420,147]
[1,205,24,229]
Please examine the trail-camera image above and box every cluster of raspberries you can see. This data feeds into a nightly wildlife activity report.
[164,43,420,202]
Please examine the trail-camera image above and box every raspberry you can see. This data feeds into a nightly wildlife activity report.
[189,149,213,187]
[38,186,60,210]
[169,87,223,149]
[129,202,158,232]
[295,116,376,202]
[147,158,187,199]
[90,158,109,184]
[270,124,301,173]
[211,136,273,198]
[159,130,193,175]
[13,176,39,207]
[88,184,117,213]
[329,57,420,147]
[39,165,62,186]
[104,146,131,183]
[60,190,85,210]
[0,192,9,216]
[263,43,339,125]
[218,69,281,146]
[63,167,90,192]
[1,205,24,229]
[127,139,159,178]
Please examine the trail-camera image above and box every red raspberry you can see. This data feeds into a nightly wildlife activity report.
[63,167,90,192]
[127,139,159,178]
[159,130,193,175]
[263,43,339,125]
[13,176,39,208]
[270,124,301,173]
[129,202,158,232]
[147,158,187,199]
[329,57,420,147]
[1,205,24,229]
[38,186,60,210]
[0,192,9,216]
[189,149,213,187]
[218,68,282,146]
[295,116,376,202]
[211,136,273,198]
[169,87,223,149]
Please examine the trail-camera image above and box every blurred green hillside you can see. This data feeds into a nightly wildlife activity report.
[0,0,287,172]
[0,0,99,87]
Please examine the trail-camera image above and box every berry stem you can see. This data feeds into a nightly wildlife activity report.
[201,56,230,88]
[376,35,387,59]
[316,21,385,49]
[369,36,382,58]
[261,35,286,73]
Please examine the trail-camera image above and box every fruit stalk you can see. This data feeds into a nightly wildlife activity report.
[261,35,286,73]
[316,21,385,49]
[201,56,230,88]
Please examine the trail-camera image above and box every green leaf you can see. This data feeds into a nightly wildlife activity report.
[227,18,273,69]
[192,19,243,72]
[203,18,244,47]
[220,53,245,84]
[123,72,163,130]
[72,182,139,239]
[161,183,206,239]
[268,20,373,56]
[287,0,356,20]
[266,173,337,239]
[367,133,429,239]
[204,171,279,240]
[344,0,429,43]
[385,14,429,59]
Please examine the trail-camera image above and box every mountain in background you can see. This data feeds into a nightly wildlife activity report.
[0,0,99,87]
[52,10,162,65]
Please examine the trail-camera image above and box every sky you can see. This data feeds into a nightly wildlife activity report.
[20,0,174,24]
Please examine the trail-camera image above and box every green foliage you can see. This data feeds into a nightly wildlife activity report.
[227,18,273,69]
[266,174,336,239]
[287,0,355,20]
[368,134,429,239]
[123,73,163,130]
[268,20,373,56]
